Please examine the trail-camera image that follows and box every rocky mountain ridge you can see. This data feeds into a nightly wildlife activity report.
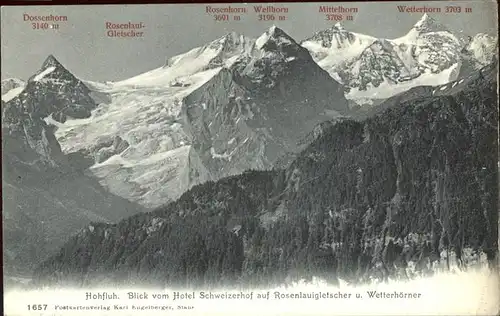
[182,25,349,186]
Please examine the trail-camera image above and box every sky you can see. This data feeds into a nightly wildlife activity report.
[1,1,498,82]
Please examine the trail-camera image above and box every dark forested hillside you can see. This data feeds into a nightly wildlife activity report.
[34,63,498,288]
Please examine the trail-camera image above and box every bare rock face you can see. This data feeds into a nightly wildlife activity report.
[182,26,349,183]
[91,136,130,164]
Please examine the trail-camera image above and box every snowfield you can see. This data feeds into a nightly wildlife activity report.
[346,63,459,101]
[2,86,25,102]
[54,33,254,208]
[33,66,56,81]
[55,78,204,208]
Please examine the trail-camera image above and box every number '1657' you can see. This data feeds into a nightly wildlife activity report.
[27,304,48,311]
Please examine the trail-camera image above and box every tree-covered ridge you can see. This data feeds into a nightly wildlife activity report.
[34,64,498,288]
[281,70,498,282]
[34,170,279,288]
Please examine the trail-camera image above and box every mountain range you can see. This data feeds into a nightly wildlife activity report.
[9,26,349,209]
[302,14,497,105]
[5,15,496,208]
[33,61,499,288]
[2,14,498,286]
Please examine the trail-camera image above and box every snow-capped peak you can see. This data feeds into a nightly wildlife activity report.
[392,13,455,46]
[412,13,449,34]
[222,31,245,46]
[41,54,63,70]
[252,25,313,62]
[255,29,270,49]
[255,25,297,50]
[3,54,96,123]
[302,23,376,50]
[333,22,345,31]
[300,24,377,79]
[27,54,78,85]
[415,13,430,25]
[208,31,252,53]
[120,32,254,88]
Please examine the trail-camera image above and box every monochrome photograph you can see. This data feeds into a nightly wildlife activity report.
[1,2,498,315]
